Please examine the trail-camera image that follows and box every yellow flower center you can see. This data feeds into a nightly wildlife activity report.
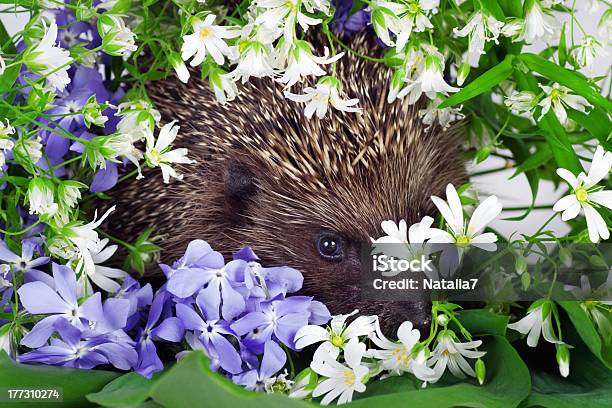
[456,235,471,247]
[148,148,161,165]
[342,370,356,386]
[407,2,421,14]
[392,347,410,365]
[331,334,345,348]
[575,187,589,202]
[550,88,562,101]
[200,27,211,39]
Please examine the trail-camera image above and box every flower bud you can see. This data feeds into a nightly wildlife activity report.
[436,314,449,326]
[83,95,109,128]
[515,255,527,275]
[168,52,190,84]
[556,344,570,378]
[98,14,137,57]
[475,358,486,385]
[559,247,572,267]
[521,271,531,290]
[501,19,524,39]
[27,178,58,217]
[388,68,406,103]
[457,62,471,86]
[58,180,86,209]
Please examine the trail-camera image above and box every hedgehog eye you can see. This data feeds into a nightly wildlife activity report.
[316,232,343,261]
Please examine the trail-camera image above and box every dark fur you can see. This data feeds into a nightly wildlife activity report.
[106,35,466,335]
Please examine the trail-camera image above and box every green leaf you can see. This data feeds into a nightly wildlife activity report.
[558,24,567,67]
[353,336,530,408]
[86,372,156,407]
[558,302,611,369]
[519,322,612,408]
[480,0,506,20]
[439,55,515,108]
[455,310,510,336]
[149,351,312,408]
[567,108,612,151]
[0,352,120,408]
[503,138,540,221]
[518,53,612,112]
[499,0,524,17]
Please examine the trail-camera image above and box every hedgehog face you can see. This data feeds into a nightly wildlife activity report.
[211,154,459,337]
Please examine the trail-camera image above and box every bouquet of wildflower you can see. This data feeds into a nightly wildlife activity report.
[0,0,611,407]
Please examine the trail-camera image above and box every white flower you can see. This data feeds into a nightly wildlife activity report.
[284,77,361,119]
[504,90,537,116]
[98,14,137,57]
[13,137,43,166]
[61,206,116,276]
[105,131,145,172]
[419,97,465,129]
[501,18,524,39]
[0,120,15,167]
[225,42,275,83]
[27,178,58,217]
[556,344,570,378]
[310,338,369,405]
[538,83,593,125]
[210,69,238,104]
[116,100,160,135]
[570,36,607,69]
[507,301,561,347]
[23,20,72,92]
[256,0,324,40]
[169,54,190,83]
[279,41,343,87]
[372,0,439,51]
[145,121,195,183]
[295,310,376,354]
[393,46,427,103]
[430,184,502,249]
[0,54,5,75]
[523,1,558,44]
[402,54,459,102]
[57,180,85,209]
[83,96,108,128]
[77,238,128,296]
[181,14,240,66]
[288,368,317,399]
[598,9,612,42]
[429,331,485,380]
[368,320,437,381]
[453,11,503,67]
[553,145,612,243]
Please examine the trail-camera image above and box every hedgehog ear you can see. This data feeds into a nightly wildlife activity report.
[224,160,258,220]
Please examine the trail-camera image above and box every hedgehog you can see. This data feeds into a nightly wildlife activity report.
[106,34,466,335]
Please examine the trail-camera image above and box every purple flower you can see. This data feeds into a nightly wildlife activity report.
[231,295,311,353]
[135,291,184,378]
[233,341,286,391]
[175,290,243,374]
[166,242,246,320]
[19,318,137,370]
[90,161,118,192]
[18,263,104,348]
[233,247,303,298]
[0,238,50,282]
[332,0,371,38]
[114,276,153,331]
